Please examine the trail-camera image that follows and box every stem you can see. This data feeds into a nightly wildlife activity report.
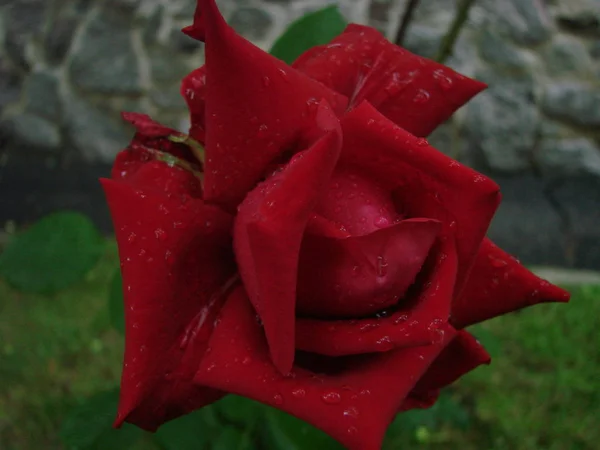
[436,0,477,63]
[394,0,421,46]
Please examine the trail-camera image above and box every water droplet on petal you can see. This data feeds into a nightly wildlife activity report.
[374,217,389,229]
[127,232,136,243]
[155,228,167,240]
[291,388,306,398]
[273,393,284,405]
[394,314,409,325]
[242,356,252,366]
[413,89,431,104]
[321,390,342,404]
[262,76,271,87]
[376,255,388,277]
[257,124,269,138]
[415,137,429,147]
[347,426,358,435]
[343,406,360,419]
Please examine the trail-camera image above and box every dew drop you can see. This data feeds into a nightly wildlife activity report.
[165,250,175,265]
[242,356,252,366]
[343,406,360,419]
[127,232,136,243]
[489,255,508,268]
[415,137,429,147]
[394,314,409,325]
[155,228,167,241]
[434,70,453,90]
[413,89,431,104]
[321,390,341,404]
[374,217,389,229]
[262,76,271,87]
[291,388,306,399]
[257,124,269,138]
[359,322,379,332]
[273,393,284,405]
[376,255,388,277]
[347,426,358,435]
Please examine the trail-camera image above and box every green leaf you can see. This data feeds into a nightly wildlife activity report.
[216,395,266,427]
[383,392,471,448]
[154,408,221,450]
[60,389,142,450]
[212,427,256,450]
[265,408,344,450]
[108,269,125,334]
[0,211,104,293]
[269,5,347,64]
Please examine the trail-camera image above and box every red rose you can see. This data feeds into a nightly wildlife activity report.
[102,1,570,449]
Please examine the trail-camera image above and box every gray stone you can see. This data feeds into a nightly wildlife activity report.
[45,16,78,64]
[69,9,142,94]
[4,26,30,71]
[169,27,203,53]
[590,40,600,58]
[487,174,567,266]
[369,0,395,23]
[0,58,22,112]
[228,7,273,41]
[465,75,538,172]
[537,138,600,177]
[542,82,600,128]
[143,5,164,46]
[554,0,600,37]
[552,175,600,269]
[543,35,594,75]
[1,113,62,151]
[5,0,46,35]
[481,0,553,45]
[23,71,61,119]
[151,85,187,110]
[150,49,191,84]
[106,0,141,11]
[63,95,131,162]
[478,29,529,71]
[403,25,443,59]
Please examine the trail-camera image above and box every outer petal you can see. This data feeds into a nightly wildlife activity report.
[195,287,457,450]
[184,0,347,209]
[234,110,342,374]
[451,238,570,328]
[293,24,486,136]
[400,330,490,411]
[296,238,457,356]
[112,113,201,184]
[102,175,235,430]
[339,102,501,295]
[181,66,207,143]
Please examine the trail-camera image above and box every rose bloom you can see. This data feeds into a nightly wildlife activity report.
[102,1,570,449]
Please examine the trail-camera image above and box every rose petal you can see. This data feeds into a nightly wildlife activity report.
[102,178,235,430]
[184,0,347,210]
[113,114,200,183]
[234,113,342,374]
[400,330,490,411]
[181,66,207,143]
[296,238,457,356]
[339,102,501,295]
[297,218,441,318]
[451,238,570,328]
[293,24,486,136]
[195,287,457,450]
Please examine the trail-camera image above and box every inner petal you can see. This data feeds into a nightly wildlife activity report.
[313,168,401,236]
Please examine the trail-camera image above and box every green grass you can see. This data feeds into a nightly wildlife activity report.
[0,241,598,449]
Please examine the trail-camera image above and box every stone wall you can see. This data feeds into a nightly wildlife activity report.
[0,0,599,268]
